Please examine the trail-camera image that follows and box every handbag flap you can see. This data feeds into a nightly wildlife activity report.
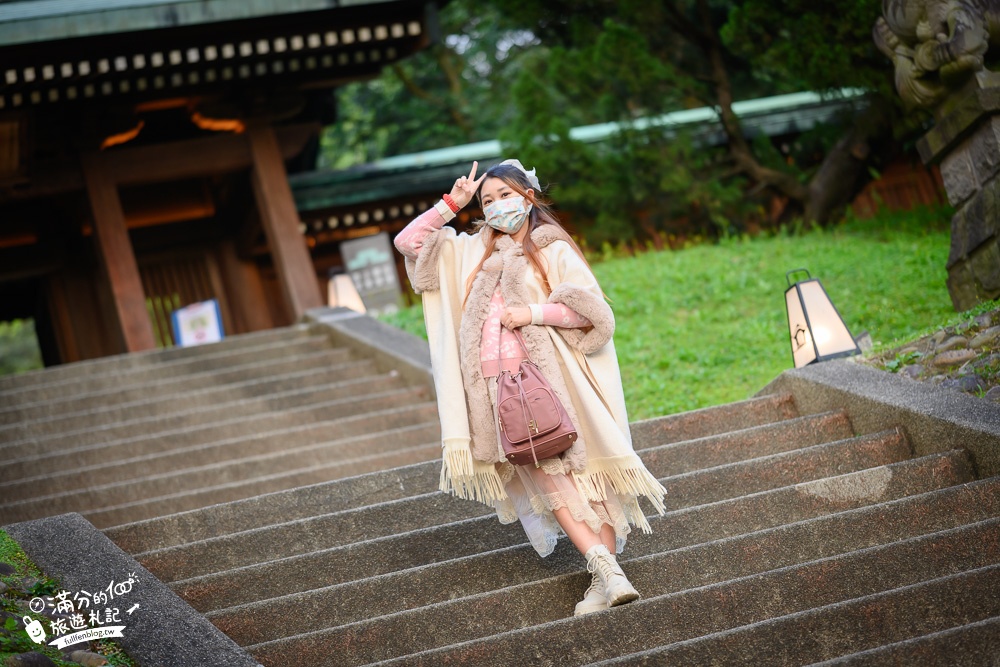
[498,386,561,444]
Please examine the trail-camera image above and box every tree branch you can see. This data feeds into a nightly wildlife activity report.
[391,60,473,137]
[694,0,808,203]
[391,63,436,102]
[662,2,709,48]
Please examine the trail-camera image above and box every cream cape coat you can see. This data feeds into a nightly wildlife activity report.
[405,221,666,532]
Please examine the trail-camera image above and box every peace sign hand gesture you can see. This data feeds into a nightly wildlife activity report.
[448,161,488,210]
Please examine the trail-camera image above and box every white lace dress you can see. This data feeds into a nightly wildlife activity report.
[482,285,632,557]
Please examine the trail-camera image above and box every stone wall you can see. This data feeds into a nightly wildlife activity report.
[918,82,1000,311]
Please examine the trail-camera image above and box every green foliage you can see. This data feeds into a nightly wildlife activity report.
[320,0,536,168]
[379,302,428,341]
[0,530,137,666]
[884,350,922,372]
[322,0,926,243]
[0,530,43,583]
[0,319,43,376]
[722,0,892,94]
[382,204,955,418]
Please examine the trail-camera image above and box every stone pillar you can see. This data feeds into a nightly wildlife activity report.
[918,80,1000,311]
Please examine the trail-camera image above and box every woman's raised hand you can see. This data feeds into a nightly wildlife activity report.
[449,161,488,209]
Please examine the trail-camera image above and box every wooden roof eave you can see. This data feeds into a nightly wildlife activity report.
[0,0,425,47]
[0,0,437,114]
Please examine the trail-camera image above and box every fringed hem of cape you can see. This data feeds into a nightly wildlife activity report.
[439,443,508,506]
[572,455,667,534]
[439,445,667,534]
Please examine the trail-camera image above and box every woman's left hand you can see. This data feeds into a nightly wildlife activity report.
[502,307,531,329]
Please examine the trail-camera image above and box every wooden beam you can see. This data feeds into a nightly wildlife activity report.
[248,124,323,320]
[81,152,157,352]
[110,123,320,186]
[1,124,319,203]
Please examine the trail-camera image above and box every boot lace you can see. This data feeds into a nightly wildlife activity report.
[582,571,603,598]
[587,552,620,583]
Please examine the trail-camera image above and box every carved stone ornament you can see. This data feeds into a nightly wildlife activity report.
[874,0,1000,109]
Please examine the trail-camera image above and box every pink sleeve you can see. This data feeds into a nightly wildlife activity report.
[393,207,448,259]
[540,303,591,328]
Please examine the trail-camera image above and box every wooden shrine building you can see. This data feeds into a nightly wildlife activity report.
[0,0,442,364]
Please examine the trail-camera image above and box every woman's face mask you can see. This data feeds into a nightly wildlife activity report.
[484,194,532,234]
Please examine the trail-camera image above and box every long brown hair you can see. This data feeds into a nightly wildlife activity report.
[462,164,601,308]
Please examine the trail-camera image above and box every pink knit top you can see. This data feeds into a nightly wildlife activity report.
[394,205,592,377]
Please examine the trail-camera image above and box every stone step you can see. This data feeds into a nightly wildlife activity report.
[656,428,910,512]
[141,419,878,582]
[137,447,969,586]
[0,361,372,426]
[628,392,798,445]
[168,456,968,620]
[634,410,854,470]
[0,418,439,501]
[806,616,1000,667]
[82,442,443,529]
[203,475,1000,644]
[0,346,354,409]
[182,472,999,616]
[0,325,314,392]
[0,368,402,441]
[0,399,439,525]
[0,401,439,487]
[590,565,1000,666]
[0,383,431,459]
[105,458,445,554]
[101,409,851,555]
[0,334,335,401]
[247,518,1000,665]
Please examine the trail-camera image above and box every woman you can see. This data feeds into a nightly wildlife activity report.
[394,159,667,615]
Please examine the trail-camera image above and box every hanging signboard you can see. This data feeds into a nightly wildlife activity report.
[339,232,402,315]
[171,299,224,347]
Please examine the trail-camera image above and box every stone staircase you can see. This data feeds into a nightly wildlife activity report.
[2,321,998,665]
[89,399,1000,665]
[0,324,441,529]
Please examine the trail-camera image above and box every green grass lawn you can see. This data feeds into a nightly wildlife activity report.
[381,205,957,420]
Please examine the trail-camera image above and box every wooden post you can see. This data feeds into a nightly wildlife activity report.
[247,124,323,320]
[81,153,157,352]
[218,240,274,332]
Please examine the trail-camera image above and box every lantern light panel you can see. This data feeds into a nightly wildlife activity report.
[785,269,861,368]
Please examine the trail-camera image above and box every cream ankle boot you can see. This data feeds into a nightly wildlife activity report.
[574,571,608,616]
[584,545,640,607]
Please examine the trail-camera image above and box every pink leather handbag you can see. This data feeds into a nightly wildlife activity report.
[495,328,577,467]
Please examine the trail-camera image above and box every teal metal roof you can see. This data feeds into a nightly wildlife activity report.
[0,0,391,46]
[291,89,867,213]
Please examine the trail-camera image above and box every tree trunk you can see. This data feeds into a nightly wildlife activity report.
[804,95,896,224]
[695,0,809,205]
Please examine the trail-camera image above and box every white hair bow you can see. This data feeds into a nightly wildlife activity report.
[500,158,541,191]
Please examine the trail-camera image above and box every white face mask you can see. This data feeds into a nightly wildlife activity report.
[483,194,532,234]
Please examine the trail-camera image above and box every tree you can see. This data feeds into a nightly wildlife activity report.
[322,0,922,245]
[488,0,919,241]
[319,1,536,168]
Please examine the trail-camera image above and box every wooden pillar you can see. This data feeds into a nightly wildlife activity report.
[218,239,274,332]
[81,153,157,352]
[247,124,323,320]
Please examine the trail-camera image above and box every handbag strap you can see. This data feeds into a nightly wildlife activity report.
[513,371,540,467]
[498,321,534,369]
